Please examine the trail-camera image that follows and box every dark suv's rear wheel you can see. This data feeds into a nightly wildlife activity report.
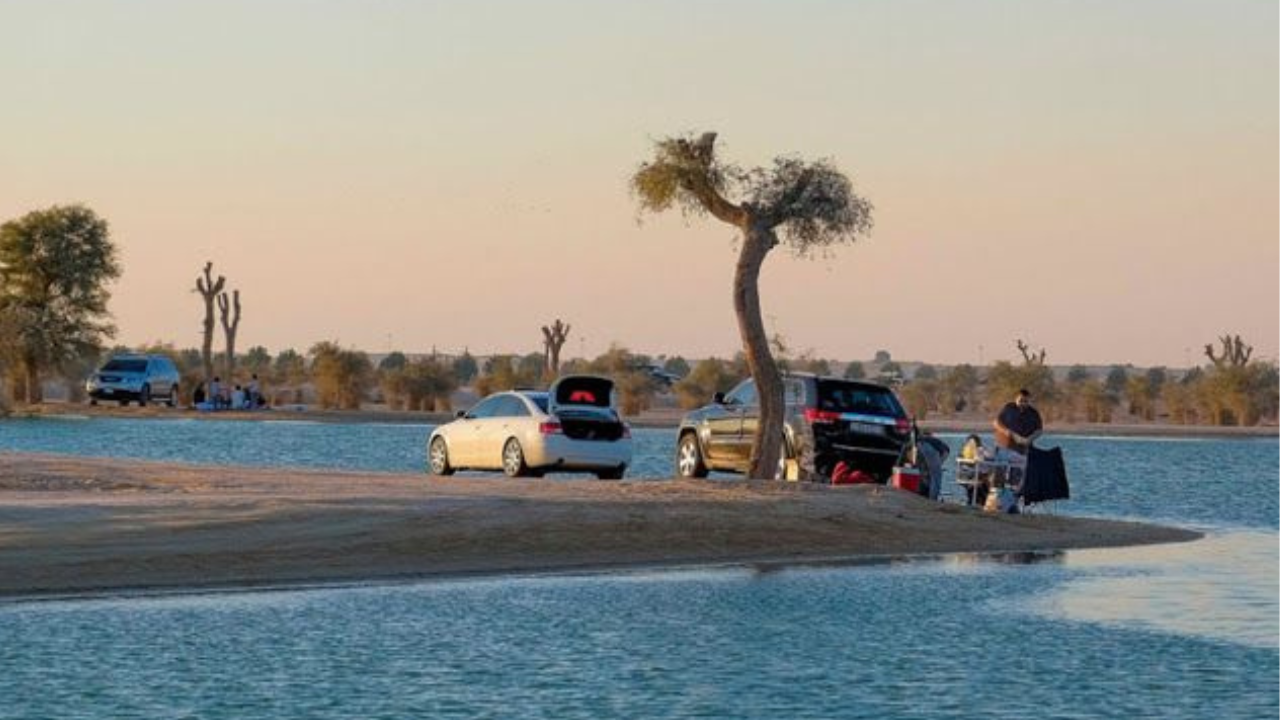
[139,384,151,407]
[676,433,708,478]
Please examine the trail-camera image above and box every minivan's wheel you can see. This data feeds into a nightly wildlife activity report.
[596,465,626,480]
[676,433,708,478]
[502,438,529,478]
[139,384,151,407]
[429,436,455,476]
[167,386,178,408]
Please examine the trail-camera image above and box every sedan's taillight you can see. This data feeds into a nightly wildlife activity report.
[803,408,842,424]
[539,421,563,435]
[894,417,912,434]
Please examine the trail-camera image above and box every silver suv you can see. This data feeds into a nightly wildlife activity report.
[86,354,181,407]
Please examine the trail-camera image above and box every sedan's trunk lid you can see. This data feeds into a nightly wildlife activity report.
[548,375,627,441]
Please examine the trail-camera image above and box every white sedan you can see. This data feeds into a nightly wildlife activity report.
[427,375,633,479]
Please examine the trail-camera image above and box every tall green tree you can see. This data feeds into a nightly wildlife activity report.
[0,205,120,404]
[632,132,873,478]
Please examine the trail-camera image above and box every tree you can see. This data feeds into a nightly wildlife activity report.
[0,205,120,404]
[843,361,866,380]
[379,351,408,372]
[308,342,372,409]
[194,262,226,384]
[913,364,937,381]
[938,364,978,413]
[541,319,571,380]
[632,132,872,477]
[216,289,242,379]
[1205,334,1252,367]
[1066,365,1091,384]
[674,357,742,409]
[453,351,478,385]
[1104,365,1129,397]
[663,356,691,378]
[242,346,272,377]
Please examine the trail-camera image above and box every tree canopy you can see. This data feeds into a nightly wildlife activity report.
[0,204,120,403]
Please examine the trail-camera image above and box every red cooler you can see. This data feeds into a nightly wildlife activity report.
[891,466,921,493]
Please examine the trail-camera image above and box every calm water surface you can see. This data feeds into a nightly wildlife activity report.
[0,417,1276,719]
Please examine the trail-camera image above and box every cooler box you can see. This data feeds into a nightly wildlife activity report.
[891,466,921,493]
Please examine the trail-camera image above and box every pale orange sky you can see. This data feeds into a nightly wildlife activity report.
[2,0,1276,366]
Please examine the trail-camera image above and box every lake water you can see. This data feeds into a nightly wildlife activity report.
[0,417,1276,719]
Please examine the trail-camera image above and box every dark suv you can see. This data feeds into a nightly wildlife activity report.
[675,373,911,482]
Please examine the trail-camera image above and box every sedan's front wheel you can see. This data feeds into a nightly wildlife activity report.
[502,438,529,478]
[429,436,455,476]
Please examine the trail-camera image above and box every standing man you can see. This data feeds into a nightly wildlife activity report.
[993,389,1043,454]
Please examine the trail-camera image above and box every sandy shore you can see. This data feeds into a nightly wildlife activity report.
[0,452,1200,598]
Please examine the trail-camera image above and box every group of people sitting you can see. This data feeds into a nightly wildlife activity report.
[192,374,267,411]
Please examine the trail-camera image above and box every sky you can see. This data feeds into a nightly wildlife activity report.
[1,0,1276,367]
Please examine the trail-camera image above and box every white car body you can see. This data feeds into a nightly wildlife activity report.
[427,375,633,479]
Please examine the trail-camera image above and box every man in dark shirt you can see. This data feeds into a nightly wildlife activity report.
[993,389,1043,454]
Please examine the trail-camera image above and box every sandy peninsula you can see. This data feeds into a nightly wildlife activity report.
[0,452,1200,598]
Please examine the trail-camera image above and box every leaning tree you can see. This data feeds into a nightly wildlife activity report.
[632,132,873,478]
[0,205,120,404]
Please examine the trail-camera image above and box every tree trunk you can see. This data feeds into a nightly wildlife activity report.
[22,356,42,405]
[734,224,784,479]
[201,302,215,382]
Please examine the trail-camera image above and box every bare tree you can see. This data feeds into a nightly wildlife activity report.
[1016,339,1047,366]
[217,289,241,378]
[541,319,571,380]
[195,262,225,383]
[632,132,873,478]
[1204,334,1253,368]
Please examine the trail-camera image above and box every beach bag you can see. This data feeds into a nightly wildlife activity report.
[831,462,876,485]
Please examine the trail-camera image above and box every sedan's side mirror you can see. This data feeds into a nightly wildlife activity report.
[712,392,726,405]
[455,410,467,419]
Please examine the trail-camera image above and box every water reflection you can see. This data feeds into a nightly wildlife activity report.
[1030,532,1279,649]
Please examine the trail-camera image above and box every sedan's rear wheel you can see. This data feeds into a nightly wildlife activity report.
[167,386,178,408]
[676,433,708,478]
[502,438,529,478]
[429,436,455,476]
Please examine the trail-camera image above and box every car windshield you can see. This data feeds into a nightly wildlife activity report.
[816,379,905,418]
[102,359,147,373]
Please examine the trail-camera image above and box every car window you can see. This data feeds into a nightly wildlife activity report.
[500,396,531,417]
[725,380,756,406]
[528,394,549,413]
[785,380,805,404]
[816,379,905,417]
[467,396,504,419]
[102,359,147,373]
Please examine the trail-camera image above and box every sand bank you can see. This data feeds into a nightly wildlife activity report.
[0,452,1200,598]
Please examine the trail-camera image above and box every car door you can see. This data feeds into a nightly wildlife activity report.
[728,380,759,466]
[740,378,805,461]
[704,380,751,466]
[478,396,528,469]
[452,396,502,466]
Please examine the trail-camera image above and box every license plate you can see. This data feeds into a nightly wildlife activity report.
[847,421,882,435]
[102,389,114,395]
